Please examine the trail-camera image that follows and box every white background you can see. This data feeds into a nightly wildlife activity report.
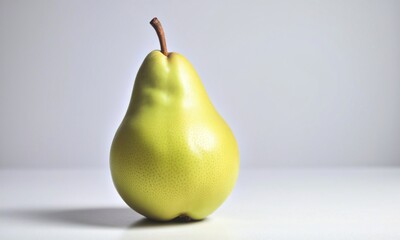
[1,0,400,169]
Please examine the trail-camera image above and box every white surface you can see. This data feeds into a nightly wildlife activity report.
[2,0,400,168]
[1,168,400,239]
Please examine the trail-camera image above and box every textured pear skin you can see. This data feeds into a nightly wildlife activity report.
[110,50,239,221]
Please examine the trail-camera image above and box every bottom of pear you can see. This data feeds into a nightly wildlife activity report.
[146,213,204,223]
[173,214,193,222]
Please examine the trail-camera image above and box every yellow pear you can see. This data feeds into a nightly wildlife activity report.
[110,18,239,221]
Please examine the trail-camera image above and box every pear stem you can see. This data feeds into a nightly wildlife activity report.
[150,17,168,56]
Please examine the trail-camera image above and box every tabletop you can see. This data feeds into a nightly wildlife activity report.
[1,168,399,239]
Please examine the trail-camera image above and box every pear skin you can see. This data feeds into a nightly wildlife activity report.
[110,18,239,221]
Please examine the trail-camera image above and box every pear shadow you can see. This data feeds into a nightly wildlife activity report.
[1,207,206,229]
[131,217,206,228]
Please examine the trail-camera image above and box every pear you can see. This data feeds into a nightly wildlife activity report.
[110,18,239,221]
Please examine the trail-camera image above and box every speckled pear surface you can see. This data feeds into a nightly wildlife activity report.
[110,50,239,221]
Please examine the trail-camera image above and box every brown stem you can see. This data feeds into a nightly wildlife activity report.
[150,17,168,56]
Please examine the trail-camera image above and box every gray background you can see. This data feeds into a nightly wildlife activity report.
[1,0,399,169]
